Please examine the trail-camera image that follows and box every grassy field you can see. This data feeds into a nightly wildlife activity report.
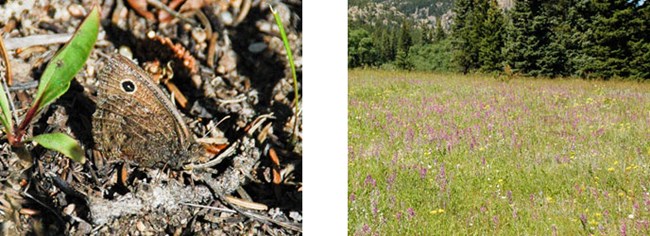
[348,69,650,235]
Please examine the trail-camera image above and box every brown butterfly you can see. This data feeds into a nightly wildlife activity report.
[92,54,201,168]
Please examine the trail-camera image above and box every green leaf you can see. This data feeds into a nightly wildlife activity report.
[33,6,100,112]
[0,81,13,134]
[31,133,85,163]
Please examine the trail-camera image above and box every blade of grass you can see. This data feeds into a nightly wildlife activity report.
[30,133,85,163]
[0,79,13,135]
[0,36,13,135]
[270,5,300,142]
[270,5,299,106]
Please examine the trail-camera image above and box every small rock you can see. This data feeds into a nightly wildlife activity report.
[146,30,156,39]
[257,21,272,33]
[216,65,225,74]
[274,91,286,102]
[192,28,207,44]
[219,50,238,73]
[289,211,303,222]
[230,0,243,11]
[293,56,302,68]
[220,11,233,25]
[268,37,284,53]
[183,23,192,32]
[248,42,267,53]
[136,221,147,232]
[22,19,33,29]
[67,4,86,18]
[76,220,93,235]
[210,76,224,87]
[63,204,76,215]
[55,7,71,22]
[191,74,203,88]
[86,63,95,78]
[190,102,213,119]
[118,46,133,59]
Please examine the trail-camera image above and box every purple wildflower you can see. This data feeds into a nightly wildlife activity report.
[419,166,427,180]
[407,208,415,219]
[372,199,378,216]
[365,175,376,187]
[580,213,587,226]
[437,164,447,192]
[507,190,513,204]
[387,172,396,190]
[406,128,414,142]
[362,224,370,234]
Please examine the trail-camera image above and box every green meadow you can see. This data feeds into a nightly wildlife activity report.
[348,69,650,235]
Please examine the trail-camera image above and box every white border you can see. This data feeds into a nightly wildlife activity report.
[303,1,348,234]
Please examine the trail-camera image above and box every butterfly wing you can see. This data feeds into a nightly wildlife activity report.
[92,54,192,168]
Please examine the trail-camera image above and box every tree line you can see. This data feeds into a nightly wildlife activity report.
[349,16,452,71]
[349,0,650,80]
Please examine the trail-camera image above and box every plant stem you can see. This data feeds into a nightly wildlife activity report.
[16,99,40,143]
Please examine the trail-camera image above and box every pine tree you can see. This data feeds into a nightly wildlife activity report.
[506,0,557,77]
[395,49,412,70]
[536,1,570,77]
[452,0,476,73]
[629,3,650,79]
[580,0,636,78]
[434,17,446,42]
[398,20,413,54]
[374,28,395,65]
[478,0,506,72]
[554,0,589,77]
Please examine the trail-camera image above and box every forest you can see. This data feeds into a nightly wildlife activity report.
[348,0,650,80]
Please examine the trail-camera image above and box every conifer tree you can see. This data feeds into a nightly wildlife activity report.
[506,0,535,75]
[506,0,558,77]
[452,0,476,73]
[581,0,636,78]
[478,0,506,72]
[395,20,415,69]
[434,17,446,42]
[395,49,412,70]
[629,3,650,79]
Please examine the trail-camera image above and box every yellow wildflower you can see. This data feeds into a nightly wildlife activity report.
[430,209,445,215]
